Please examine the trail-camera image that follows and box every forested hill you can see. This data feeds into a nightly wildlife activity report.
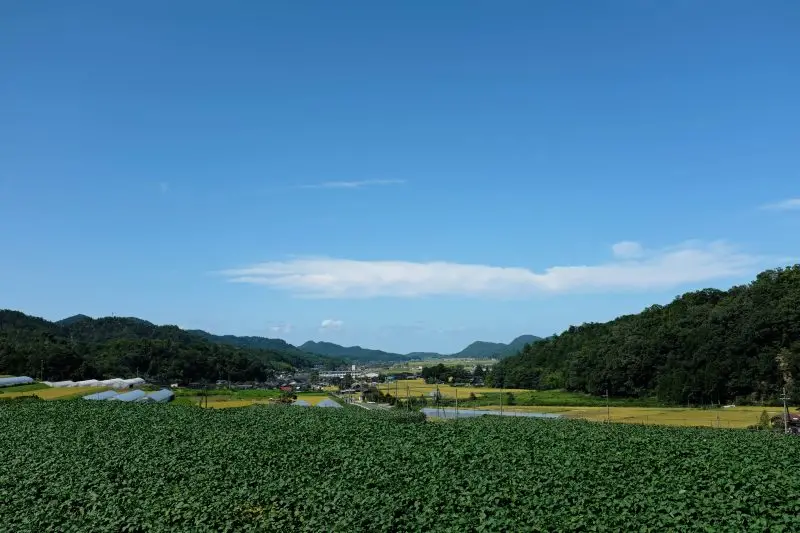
[0,311,341,383]
[492,266,800,405]
[187,329,314,358]
[453,334,543,358]
[300,341,410,363]
[301,335,543,362]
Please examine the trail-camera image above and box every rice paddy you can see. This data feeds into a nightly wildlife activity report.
[470,405,787,428]
[377,378,528,399]
[200,392,333,409]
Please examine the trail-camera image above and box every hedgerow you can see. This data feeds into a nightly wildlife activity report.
[1,402,798,532]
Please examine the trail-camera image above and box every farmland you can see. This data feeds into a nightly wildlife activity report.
[0,386,108,400]
[377,378,528,400]
[449,405,787,429]
[2,401,799,531]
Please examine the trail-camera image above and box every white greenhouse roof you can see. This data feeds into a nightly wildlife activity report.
[0,376,34,387]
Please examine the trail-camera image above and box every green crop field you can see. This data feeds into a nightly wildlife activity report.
[2,401,799,531]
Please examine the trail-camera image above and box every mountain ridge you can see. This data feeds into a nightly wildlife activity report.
[55,314,543,364]
[0,310,343,383]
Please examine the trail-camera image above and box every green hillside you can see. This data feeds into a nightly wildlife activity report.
[492,266,800,405]
[0,310,339,382]
[453,334,543,358]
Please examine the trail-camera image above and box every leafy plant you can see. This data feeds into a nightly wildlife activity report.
[1,401,798,531]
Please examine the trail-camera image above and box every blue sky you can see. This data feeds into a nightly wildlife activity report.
[2,1,799,354]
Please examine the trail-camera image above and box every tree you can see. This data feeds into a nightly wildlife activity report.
[492,266,800,405]
[342,373,354,389]
[758,410,771,430]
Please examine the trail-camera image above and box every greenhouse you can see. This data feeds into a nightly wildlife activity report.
[99,379,129,389]
[83,390,119,401]
[316,399,342,408]
[146,389,174,403]
[291,399,311,407]
[45,380,76,388]
[0,376,34,387]
[112,390,147,402]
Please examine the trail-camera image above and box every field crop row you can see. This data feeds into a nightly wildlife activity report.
[1,401,799,531]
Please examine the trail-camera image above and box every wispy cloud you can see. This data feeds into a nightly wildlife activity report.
[300,179,405,190]
[221,241,767,299]
[611,241,644,259]
[269,323,293,335]
[760,198,800,211]
[320,319,344,331]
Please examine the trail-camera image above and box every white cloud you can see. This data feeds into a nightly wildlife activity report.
[221,241,765,299]
[300,179,405,190]
[320,319,344,330]
[269,323,293,335]
[761,198,800,211]
[611,241,644,259]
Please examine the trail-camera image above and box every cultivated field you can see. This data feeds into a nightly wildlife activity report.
[377,378,527,399]
[0,386,108,400]
[181,392,333,409]
[474,405,787,429]
[2,401,799,531]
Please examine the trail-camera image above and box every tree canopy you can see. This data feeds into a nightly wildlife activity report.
[0,312,343,383]
[490,266,800,405]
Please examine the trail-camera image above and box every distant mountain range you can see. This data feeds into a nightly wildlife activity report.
[53,313,541,365]
[300,335,542,362]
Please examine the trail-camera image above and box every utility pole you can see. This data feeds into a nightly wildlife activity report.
[406,384,409,411]
[455,388,459,420]
[781,387,790,434]
[606,389,610,423]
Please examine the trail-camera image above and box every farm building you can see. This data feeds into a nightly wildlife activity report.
[112,390,147,402]
[146,389,174,403]
[0,376,34,387]
[83,390,119,401]
[292,399,311,407]
[316,399,342,408]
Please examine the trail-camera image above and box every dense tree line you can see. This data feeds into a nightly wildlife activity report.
[490,266,800,405]
[421,363,485,384]
[0,312,343,383]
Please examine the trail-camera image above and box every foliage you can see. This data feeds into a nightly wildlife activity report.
[1,402,799,531]
[758,410,772,430]
[420,363,473,384]
[0,310,338,383]
[492,266,800,405]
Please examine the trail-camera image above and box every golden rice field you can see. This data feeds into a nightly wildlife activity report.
[2,386,109,400]
[378,379,527,399]
[205,393,332,409]
[478,405,786,429]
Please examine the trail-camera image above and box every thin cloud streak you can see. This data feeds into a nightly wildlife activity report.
[760,198,800,211]
[299,179,406,190]
[221,241,768,299]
